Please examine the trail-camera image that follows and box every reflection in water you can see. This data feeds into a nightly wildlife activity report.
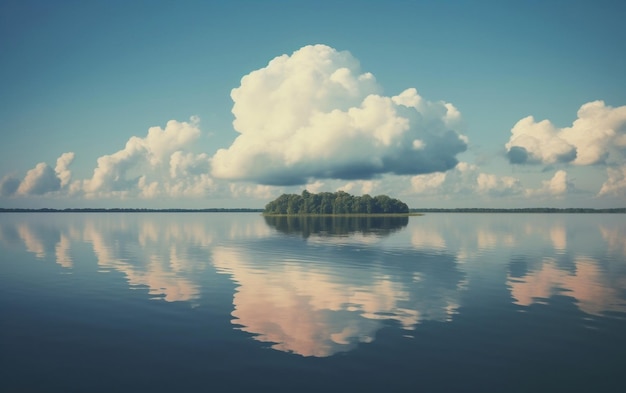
[213,244,465,357]
[263,215,408,238]
[81,220,202,302]
[54,233,73,268]
[508,257,626,315]
[549,223,567,252]
[599,223,626,258]
[411,225,447,250]
[3,215,223,302]
[16,223,48,259]
[505,217,626,316]
[1,213,625,358]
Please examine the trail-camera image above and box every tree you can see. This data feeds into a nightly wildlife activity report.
[263,190,409,215]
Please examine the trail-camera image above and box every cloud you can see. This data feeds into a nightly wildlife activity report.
[410,162,524,198]
[410,172,447,194]
[338,180,377,195]
[82,117,214,198]
[169,151,210,179]
[17,162,61,195]
[408,163,580,200]
[228,183,274,199]
[505,100,626,166]
[304,180,325,194]
[598,165,626,197]
[55,152,75,188]
[211,44,468,185]
[525,170,573,198]
[476,173,524,197]
[0,152,74,197]
[0,175,20,196]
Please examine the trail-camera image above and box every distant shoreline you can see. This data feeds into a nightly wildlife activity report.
[0,208,264,213]
[0,208,624,213]
[410,208,626,213]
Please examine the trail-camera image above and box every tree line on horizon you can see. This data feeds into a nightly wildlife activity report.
[263,190,409,215]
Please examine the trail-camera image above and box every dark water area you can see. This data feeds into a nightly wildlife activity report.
[1,213,625,392]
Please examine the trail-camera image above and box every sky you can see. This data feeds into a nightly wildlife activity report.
[1,0,625,209]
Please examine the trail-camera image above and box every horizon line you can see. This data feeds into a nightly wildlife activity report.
[1,207,625,213]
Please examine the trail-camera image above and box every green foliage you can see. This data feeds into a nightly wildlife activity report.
[264,215,409,238]
[263,190,409,215]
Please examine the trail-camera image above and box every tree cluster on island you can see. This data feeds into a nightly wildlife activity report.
[263,190,410,215]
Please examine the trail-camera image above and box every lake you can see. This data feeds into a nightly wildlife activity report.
[1,213,625,392]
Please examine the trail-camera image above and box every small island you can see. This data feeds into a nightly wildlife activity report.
[263,190,411,215]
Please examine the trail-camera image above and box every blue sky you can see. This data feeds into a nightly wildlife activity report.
[1,0,625,208]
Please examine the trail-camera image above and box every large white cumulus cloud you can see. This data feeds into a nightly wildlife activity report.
[505,101,626,166]
[82,117,214,198]
[211,44,468,185]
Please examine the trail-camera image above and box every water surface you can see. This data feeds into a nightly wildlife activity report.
[1,213,625,392]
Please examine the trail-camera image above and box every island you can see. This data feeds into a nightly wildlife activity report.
[263,190,410,215]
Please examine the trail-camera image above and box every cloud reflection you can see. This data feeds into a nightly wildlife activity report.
[504,217,626,317]
[599,223,626,258]
[2,212,625,358]
[213,226,465,357]
[54,233,73,268]
[214,246,383,357]
[3,215,225,302]
[508,257,626,316]
[81,218,207,302]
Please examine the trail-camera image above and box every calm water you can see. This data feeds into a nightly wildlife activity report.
[1,213,625,392]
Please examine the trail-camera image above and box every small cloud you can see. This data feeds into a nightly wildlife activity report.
[2,152,75,197]
[410,162,523,198]
[305,180,325,194]
[229,183,275,199]
[505,101,626,166]
[55,152,75,187]
[598,165,626,197]
[17,163,61,195]
[525,170,574,198]
[211,44,468,185]
[410,172,447,194]
[0,175,20,196]
[339,180,378,195]
[476,173,524,197]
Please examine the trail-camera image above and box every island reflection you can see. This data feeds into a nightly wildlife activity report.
[263,215,408,238]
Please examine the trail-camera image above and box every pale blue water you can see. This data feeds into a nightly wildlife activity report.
[1,213,625,392]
